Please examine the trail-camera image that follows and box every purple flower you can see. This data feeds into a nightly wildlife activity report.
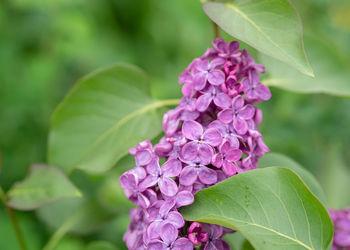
[121,37,271,249]
[139,158,182,197]
[212,141,242,176]
[188,222,209,245]
[242,70,271,102]
[179,158,217,186]
[218,95,255,135]
[148,223,193,250]
[200,224,230,250]
[330,208,350,249]
[181,120,222,163]
[192,58,226,91]
[196,85,231,112]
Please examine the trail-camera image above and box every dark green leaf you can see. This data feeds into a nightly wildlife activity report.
[181,167,333,250]
[48,64,178,174]
[6,164,81,210]
[259,152,326,204]
[261,36,350,96]
[202,0,313,76]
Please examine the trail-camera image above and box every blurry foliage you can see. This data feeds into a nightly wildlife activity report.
[0,0,349,249]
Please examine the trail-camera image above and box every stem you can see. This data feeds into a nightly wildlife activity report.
[0,186,27,250]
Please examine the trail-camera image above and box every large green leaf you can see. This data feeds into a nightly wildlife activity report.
[6,164,81,210]
[181,167,333,250]
[261,36,350,96]
[48,64,178,174]
[202,0,313,76]
[259,152,326,204]
[85,241,119,250]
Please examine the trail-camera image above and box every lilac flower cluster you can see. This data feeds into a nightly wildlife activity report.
[120,38,271,249]
[330,208,350,250]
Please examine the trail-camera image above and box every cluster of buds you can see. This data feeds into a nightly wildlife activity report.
[330,208,350,250]
[120,38,271,249]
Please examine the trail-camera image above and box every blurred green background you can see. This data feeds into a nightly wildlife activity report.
[0,0,349,249]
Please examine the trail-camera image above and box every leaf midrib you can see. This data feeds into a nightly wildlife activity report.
[224,2,299,68]
[69,99,179,170]
[196,215,313,250]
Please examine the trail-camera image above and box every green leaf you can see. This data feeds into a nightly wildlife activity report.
[261,36,350,96]
[202,0,313,76]
[181,167,333,250]
[85,241,119,250]
[48,63,178,174]
[225,232,254,250]
[6,164,81,210]
[37,197,112,235]
[259,152,327,204]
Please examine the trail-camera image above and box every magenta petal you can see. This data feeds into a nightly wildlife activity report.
[193,73,207,91]
[167,211,185,228]
[135,149,152,166]
[334,230,350,246]
[196,59,209,71]
[182,120,203,140]
[180,166,197,186]
[203,128,222,146]
[238,104,255,119]
[160,199,176,217]
[196,93,213,112]
[222,160,237,176]
[139,175,159,191]
[181,141,199,161]
[198,144,214,165]
[233,117,248,135]
[213,92,231,109]
[159,177,178,197]
[146,158,161,175]
[160,223,178,245]
[246,88,259,100]
[210,58,225,69]
[137,192,151,208]
[198,167,217,184]
[232,95,244,110]
[218,109,233,123]
[208,70,225,86]
[255,83,271,100]
[212,153,223,168]
[162,159,182,177]
[147,221,162,240]
[173,238,194,250]
[175,191,194,207]
[148,241,167,250]
[225,149,242,161]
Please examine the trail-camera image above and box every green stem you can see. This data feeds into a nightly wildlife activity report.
[43,212,83,250]
[0,186,27,250]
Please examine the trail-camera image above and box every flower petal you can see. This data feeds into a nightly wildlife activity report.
[160,223,178,245]
[182,120,203,140]
[232,95,244,111]
[162,159,182,177]
[213,92,231,109]
[238,104,255,120]
[180,166,197,186]
[135,149,152,166]
[203,128,222,146]
[233,117,248,135]
[196,93,213,112]
[255,83,271,101]
[167,211,185,228]
[211,153,223,168]
[225,149,242,162]
[139,175,159,191]
[159,177,178,197]
[193,73,207,91]
[175,191,194,207]
[198,144,214,165]
[181,141,199,162]
[222,160,237,176]
[218,109,233,124]
[208,69,225,86]
[198,167,217,184]
[173,238,194,250]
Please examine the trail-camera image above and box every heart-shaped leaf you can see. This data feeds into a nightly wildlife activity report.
[259,152,326,204]
[48,64,178,174]
[6,164,81,210]
[181,167,333,250]
[261,36,350,97]
[202,0,314,76]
